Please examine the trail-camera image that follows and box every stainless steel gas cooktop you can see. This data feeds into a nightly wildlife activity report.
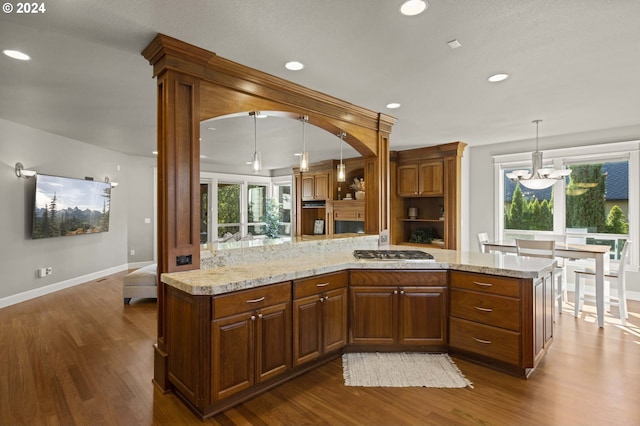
[353,250,435,261]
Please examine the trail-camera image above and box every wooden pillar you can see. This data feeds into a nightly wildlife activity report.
[151,69,201,391]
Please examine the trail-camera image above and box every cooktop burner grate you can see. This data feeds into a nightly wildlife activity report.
[353,250,434,260]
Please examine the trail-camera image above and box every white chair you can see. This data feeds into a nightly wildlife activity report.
[477,232,489,253]
[516,239,565,318]
[574,241,632,325]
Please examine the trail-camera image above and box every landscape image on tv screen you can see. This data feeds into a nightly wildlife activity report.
[32,174,111,239]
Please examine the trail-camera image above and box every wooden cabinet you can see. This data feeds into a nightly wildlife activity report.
[332,200,365,221]
[301,172,330,201]
[211,282,292,402]
[349,270,447,348]
[392,142,466,249]
[449,271,553,376]
[293,271,348,366]
[397,160,443,197]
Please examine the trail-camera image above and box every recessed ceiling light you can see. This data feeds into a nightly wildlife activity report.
[447,39,462,49]
[152,151,158,155]
[386,102,401,109]
[285,61,304,71]
[3,49,30,61]
[207,126,216,131]
[400,0,428,16]
[488,73,510,82]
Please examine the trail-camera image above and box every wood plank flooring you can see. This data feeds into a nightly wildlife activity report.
[1,271,639,425]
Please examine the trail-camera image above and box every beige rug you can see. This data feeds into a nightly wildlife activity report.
[342,352,473,388]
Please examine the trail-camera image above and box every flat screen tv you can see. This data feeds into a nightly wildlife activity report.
[32,174,112,239]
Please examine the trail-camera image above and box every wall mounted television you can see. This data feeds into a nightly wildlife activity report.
[32,174,112,239]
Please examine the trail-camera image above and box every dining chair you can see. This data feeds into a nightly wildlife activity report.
[477,232,489,253]
[574,240,632,326]
[516,239,565,318]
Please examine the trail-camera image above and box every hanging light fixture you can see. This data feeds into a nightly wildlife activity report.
[299,115,310,172]
[506,120,571,190]
[337,131,346,182]
[249,111,262,173]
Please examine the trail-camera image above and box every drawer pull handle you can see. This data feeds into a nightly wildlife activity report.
[474,306,493,313]
[316,282,329,287]
[473,281,493,287]
[473,337,492,345]
[246,296,265,304]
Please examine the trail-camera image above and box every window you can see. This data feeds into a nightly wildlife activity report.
[218,182,241,238]
[273,180,292,236]
[495,141,638,262]
[247,184,267,236]
[199,173,292,243]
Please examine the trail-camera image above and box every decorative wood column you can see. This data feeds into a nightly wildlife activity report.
[142,33,395,391]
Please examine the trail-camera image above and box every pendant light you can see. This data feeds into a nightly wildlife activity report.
[506,120,571,190]
[299,115,309,172]
[249,111,262,173]
[337,131,346,182]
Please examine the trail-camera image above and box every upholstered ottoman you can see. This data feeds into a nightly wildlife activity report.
[123,263,157,304]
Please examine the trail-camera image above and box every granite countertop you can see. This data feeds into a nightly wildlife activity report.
[161,244,556,296]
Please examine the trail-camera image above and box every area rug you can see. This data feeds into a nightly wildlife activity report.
[342,352,472,388]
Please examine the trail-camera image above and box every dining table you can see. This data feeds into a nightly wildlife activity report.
[483,240,611,327]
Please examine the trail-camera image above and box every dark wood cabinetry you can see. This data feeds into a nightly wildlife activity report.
[293,271,348,366]
[211,282,292,402]
[349,270,448,348]
[397,160,444,196]
[449,270,553,376]
[301,172,330,201]
[392,142,466,249]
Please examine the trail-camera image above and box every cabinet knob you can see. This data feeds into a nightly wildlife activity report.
[320,296,325,302]
[393,290,398,295]
[258,313,263,319]
[473,306,493,313]
[250,315,256,321]
[400,290,405,295]
[473,337,492,345]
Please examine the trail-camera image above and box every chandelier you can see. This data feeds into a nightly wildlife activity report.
[506,120,571,190]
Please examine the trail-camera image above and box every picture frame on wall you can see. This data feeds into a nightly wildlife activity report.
[313,219,325,235]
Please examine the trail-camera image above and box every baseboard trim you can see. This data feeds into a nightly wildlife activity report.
[0,264,130,309]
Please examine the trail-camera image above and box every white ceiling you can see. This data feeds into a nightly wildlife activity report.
[1,0,639,172]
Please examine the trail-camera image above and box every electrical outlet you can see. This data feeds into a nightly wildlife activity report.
[130,249,135,256]
[46,267,52,275]
[38,268,47,278]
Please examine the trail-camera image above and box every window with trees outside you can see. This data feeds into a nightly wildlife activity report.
[199,173,292,244]
[496,141,638,264]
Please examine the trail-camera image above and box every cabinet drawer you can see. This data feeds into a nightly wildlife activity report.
[450,271,521,298]
[350,270,447,287]
[450,289,520,331]
[213,282,291,319]
[294,271,348,299]
[450,317,520,365]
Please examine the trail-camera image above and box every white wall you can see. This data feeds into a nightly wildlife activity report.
[0,119,155,304]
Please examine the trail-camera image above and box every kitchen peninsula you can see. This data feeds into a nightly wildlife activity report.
[160,236,556,419]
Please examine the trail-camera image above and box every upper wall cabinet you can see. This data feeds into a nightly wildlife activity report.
[397,160,444,197]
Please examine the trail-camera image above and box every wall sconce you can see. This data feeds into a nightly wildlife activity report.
[15,162,36,179]
[105,176,119,188]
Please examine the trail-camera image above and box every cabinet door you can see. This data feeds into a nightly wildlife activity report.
[322,287,348,353]
[397,164,419,196]
[211,312,255,401]
[301,175,315,200]
[256,302,292,383]
[349,286,397,345]
[293,295,322,367]
[418,161,444,195]
[399,287,447,345]
[314,173,329,200]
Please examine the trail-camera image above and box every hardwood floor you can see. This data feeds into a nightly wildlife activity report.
[1,271,638,425]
